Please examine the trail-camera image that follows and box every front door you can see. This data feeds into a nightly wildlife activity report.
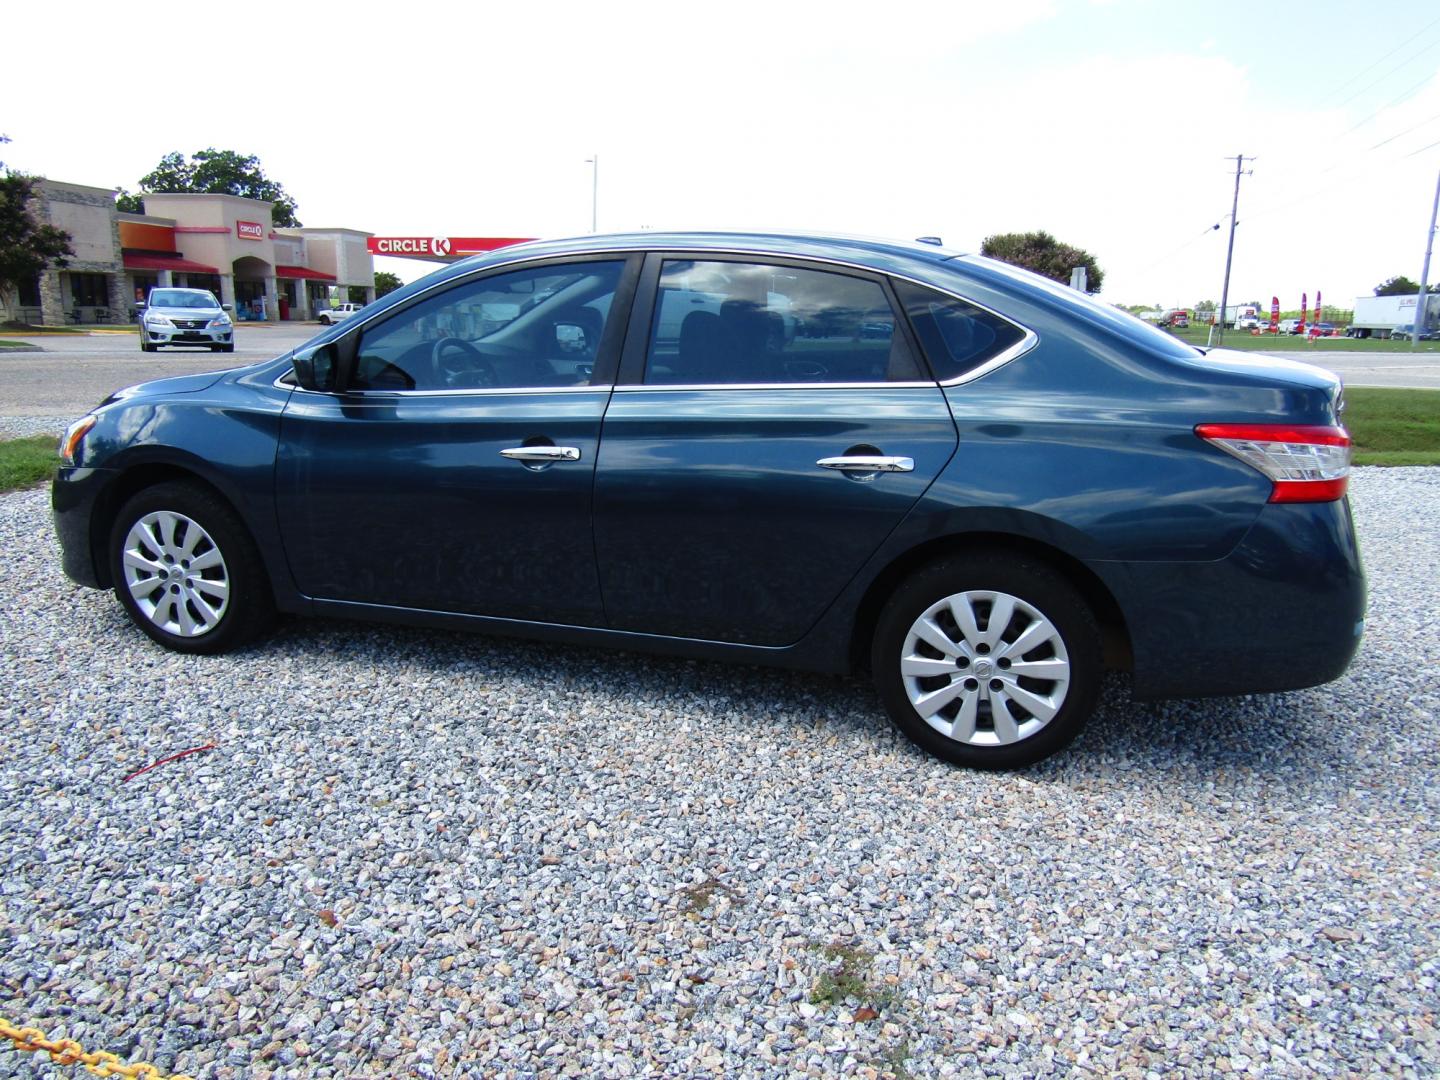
[275,256,636,624]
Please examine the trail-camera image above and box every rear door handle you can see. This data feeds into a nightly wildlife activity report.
[500,446,582,462]
[816,455,914,473]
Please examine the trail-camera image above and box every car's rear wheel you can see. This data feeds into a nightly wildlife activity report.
[108,481,275,655]
[872,555,1101,769]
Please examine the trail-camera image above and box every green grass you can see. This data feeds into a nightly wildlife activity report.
[0,340,36,349]
[0,323,90,334]
[1167,326,1440,353]
[0,436,58,493]
[1344,387,1440,466]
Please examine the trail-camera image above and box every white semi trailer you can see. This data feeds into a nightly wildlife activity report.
[1348,294,1440,339]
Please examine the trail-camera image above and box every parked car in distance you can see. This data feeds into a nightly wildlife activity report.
[53,232,1365,769]
[317,302,365,326]
[1308,322,1340,337]
[1392,323,1437,340]
[1278,318,1303,334]
[137,288,234,352]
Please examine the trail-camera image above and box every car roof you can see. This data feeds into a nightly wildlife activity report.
[436,231,967,283]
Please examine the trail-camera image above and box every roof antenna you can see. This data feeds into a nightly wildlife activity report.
[915,236,943,246]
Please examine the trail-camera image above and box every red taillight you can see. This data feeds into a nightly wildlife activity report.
[1195,423,1351,503]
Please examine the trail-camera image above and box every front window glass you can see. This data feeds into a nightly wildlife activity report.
[149,289,220,309]
[644,260,922,385]
[351,261,624,391]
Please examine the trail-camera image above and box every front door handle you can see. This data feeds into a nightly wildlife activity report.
[500,446,582,463]
[816,455,914,473]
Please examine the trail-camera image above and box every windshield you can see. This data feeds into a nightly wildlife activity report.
[149,289,219,309]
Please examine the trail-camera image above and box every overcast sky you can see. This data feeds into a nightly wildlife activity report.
[7,0,1440,309]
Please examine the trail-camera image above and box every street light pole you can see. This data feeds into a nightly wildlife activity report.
[585,154,599,233]
[1412,168,1439,350]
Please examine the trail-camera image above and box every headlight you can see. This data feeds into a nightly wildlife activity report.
[207,315,232,329]
[144,312,173,327]
[58,415,96,466]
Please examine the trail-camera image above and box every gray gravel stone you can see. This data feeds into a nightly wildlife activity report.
[0,416,68,439]
[0,467,1436,1078]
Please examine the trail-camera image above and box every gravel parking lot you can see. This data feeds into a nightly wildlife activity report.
[1,468,1436,1079]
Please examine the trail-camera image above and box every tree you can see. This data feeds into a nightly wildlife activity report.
[118,149,302,226]
[980,230,1105,293]
[0,136,74,322]
[1195,300,1216,313]
[374,270,403,297]
[1375,275,1421,296]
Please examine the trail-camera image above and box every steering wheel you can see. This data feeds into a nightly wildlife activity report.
[431,337,495,388]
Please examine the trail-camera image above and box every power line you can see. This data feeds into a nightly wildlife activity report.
[1368,110,1440,152]
[1331,27,1440,111]
[1344,69,1440,135]
[1321,12,1440,104]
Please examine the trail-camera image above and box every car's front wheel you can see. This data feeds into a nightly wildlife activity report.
[872,555,1101,769]
[108,481,275,654]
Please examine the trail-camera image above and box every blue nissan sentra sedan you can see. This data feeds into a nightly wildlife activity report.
[52,233,1364,768]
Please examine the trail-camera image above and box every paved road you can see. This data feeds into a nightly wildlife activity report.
[2,330,1438,419]
[1265,350,1440,390]
[0,326,318,417]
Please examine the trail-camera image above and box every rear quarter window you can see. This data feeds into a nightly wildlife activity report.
[892,279,1028,381]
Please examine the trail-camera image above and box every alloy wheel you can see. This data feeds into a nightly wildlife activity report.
[121,510,230,637]
[900,589,1071,746]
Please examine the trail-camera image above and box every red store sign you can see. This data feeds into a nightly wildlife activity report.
[236,220,265,240]
[367,236,534,257]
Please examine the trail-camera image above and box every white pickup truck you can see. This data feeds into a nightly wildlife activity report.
[317,302,364,326]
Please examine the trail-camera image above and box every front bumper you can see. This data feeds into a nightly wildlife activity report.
[52,466,116,589]
[142,321,232,347]
[1095,497,1366,699]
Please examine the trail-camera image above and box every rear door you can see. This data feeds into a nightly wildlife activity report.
[592,255,958,646]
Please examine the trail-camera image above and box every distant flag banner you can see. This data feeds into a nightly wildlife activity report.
[1299,293,1307,335]
[1315,291,1322,329]
[1270,296,1279,331]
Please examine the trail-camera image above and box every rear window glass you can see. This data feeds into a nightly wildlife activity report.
[893,280,1027,381]
[960,255,1199,360]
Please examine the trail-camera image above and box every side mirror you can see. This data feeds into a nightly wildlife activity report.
[554,323,587,353]
[291,342,338,392]
[222,303,233,312]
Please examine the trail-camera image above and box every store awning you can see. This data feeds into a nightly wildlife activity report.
[275,265,337,281]
[122,252,221,274]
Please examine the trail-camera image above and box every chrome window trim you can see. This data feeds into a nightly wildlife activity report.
[274,371,612,398]
[613,381,938,393]
[936,330,1038,388]
[316,244,1038,392]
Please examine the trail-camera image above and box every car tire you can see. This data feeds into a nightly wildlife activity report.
[108,481,275,655]
[140,338,157,353]
[871,554,1101,769]
[221,343,235,353]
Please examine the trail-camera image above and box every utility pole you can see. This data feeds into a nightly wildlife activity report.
[1214,154,1254,347]
[585,154,599,233]
[1413,168,1439,350]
